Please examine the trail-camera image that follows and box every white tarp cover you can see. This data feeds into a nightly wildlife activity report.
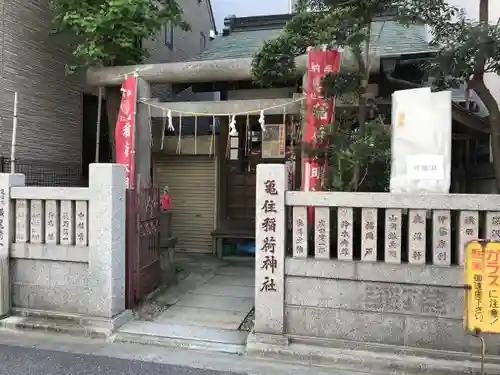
[389,87,451,193]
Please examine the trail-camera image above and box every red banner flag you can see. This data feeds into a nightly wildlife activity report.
[115,76,137,189]
[303,49,341,223]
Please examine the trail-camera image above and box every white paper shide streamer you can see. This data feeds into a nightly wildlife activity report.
[258,110,265,131]
[167,109,174,131]
[229,114,237,136]
[141,97,302,158]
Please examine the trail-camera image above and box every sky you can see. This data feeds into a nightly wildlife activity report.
[208,0,500,31]
[449,0,500,21]
[210,0,290,31]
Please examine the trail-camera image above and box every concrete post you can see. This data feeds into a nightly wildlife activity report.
[87,163,126,318]
[254,164,286,339]
[0,173,25,316]
[135,77,152,188]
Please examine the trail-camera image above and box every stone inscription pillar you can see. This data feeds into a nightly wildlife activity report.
[0,173,25,316]
[254,164,286,335]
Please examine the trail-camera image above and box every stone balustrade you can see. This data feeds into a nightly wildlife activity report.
[10,188,91,263]
[288,190,500,266]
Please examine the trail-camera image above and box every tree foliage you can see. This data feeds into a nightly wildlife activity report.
[252,0,500,192]
[50,0,190,72]
[50,0,191,164]
[399,0,500,91]
[412,0,500,192]
[252,0,394,191]
[309,112,391,192]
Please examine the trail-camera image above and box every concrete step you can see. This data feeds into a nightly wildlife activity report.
[113,320,249,354]
[0,315,106,338]
[0,309,133,338]
[247,332,500,375]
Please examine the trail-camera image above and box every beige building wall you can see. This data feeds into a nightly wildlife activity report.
[144,0,216,101]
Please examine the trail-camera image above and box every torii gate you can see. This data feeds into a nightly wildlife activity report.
[86,51,374,86]
[86,51,380,187]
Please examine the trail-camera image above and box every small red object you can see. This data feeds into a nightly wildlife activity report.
[160,193,172,210]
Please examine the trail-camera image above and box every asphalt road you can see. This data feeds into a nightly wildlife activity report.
[0,344,242,375]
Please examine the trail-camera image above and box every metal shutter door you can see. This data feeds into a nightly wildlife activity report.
[154,155,216,254]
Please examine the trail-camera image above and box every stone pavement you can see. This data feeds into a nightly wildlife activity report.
[156,266,254,330]
[116,254,255,353]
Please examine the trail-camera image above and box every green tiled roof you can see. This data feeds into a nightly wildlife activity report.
[197,28,283,61]
[196,20,435,61]
[370,21,435,56]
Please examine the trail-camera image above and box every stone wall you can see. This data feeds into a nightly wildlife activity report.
[11,254,89,314]
[252,163,500,357]
[0,164,127,322]
[284,259,487,352]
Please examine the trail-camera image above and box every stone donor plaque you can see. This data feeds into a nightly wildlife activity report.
[75,201,88,246]
[337,207,353,260]
[487,212,500,241]
[314,207,330,259]
[293,206,307,258]
[60,200,75,245]
[362,283,450,317]
[433,210,451,266]
[408,209,426,264]
[361,208,377,262]
[30,200,44,244]
[458,211,478,266]
[384,209,402,263]
[45,200,60,244]
[15,199,29,243]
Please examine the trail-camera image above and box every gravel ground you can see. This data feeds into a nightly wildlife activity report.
[134,299,171,321]
[238,308,255,332]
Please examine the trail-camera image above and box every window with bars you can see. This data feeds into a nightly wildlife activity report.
[200,32,206,53]
[164,22,173,49]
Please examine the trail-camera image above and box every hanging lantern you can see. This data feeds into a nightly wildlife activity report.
[160,186,172,211]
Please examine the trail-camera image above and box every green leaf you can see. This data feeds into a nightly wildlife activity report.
[50,0,190,71]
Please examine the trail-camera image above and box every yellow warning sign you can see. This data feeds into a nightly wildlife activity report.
[465,240,500,333]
